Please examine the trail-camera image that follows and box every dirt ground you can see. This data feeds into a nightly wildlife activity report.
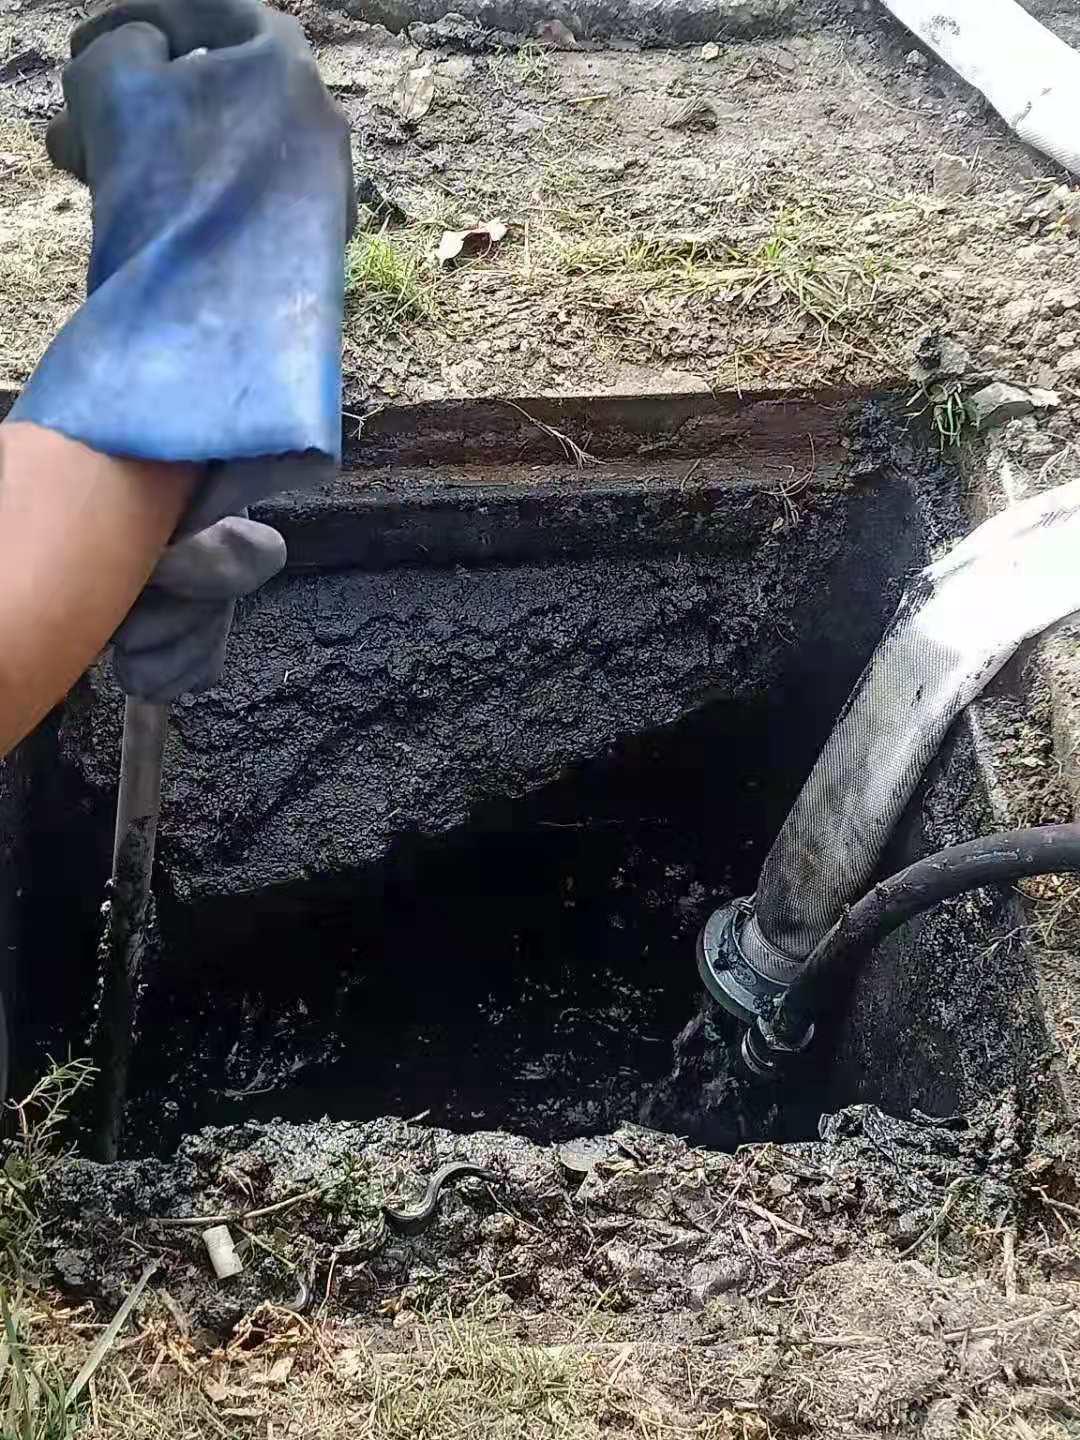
[5,0,1080,1436]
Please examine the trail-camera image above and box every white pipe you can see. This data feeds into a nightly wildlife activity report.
[880,0,1080,177]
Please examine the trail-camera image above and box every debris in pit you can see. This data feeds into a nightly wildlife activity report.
[203,1223,244,1280]
[1018,182,1080,237]
[382,1160,501,1234]
[436,219,509,264]
[964,381,1044,433]
[392,63,435,125]
[557,1135,621,1177]
[910,330,972,386]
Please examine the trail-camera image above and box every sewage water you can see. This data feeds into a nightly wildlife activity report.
[120,699,794,1155]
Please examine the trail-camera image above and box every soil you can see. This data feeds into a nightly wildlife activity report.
[4,2,1080,1437]
[27,1092,1080,1438]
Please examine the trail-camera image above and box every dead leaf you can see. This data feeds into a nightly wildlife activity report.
[536,18,576,48]
[268,1355,295,1386]
[437,220,509,265]
[393,64,435,124]
[701,42,721,60]
[204,1375,230,1405]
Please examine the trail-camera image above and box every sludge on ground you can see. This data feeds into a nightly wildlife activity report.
[2,1071,1080,1439]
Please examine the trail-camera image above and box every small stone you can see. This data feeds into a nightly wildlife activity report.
[1061,193,1080,236]
[1056,332,1078,350]
[508,110,546,138]
[557,1136,619,1176]
[1056,350,1080,376]
[933,152,974,200]
[536,17,576,48]
[1000,296,1037,332]
[54,1247,91,1290]
[964,382,1035,431]
[701,42,721,60]
[437,55,472,83]
[1029,387,1061,409]
[905,48,928,70]
[687,1259,751,1308]
[911,331,970,382]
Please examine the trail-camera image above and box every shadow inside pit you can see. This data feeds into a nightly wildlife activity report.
[113,692,840,1158]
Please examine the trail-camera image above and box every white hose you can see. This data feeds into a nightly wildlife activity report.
[880,0,1080,177]
[742,477,1080,981]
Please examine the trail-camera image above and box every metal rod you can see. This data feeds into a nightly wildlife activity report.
[94,698,169,1162]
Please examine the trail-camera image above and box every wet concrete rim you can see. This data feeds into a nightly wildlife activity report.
[0,381,890,571]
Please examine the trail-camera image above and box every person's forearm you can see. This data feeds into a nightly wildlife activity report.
[0,422,198,755]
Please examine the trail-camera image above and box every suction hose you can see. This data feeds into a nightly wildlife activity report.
[739,823,1080,1076]
[699,478,1080,1032]
[879,0,1080,177]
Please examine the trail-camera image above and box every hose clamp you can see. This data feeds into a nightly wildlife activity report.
[696,898,790,1025]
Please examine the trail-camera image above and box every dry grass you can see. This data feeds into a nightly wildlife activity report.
[3,1304,767,1440]
[0,120,87,384]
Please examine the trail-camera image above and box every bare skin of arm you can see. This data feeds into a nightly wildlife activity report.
[0,422,198,756]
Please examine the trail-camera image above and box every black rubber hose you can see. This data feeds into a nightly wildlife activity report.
[773,823,1080,1043]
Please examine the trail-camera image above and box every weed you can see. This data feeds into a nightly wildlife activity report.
[0,1296,74,1440]
[0,1264,156,1440]
[0,1059,95,1281]
[345,230,435,325]
[909,378,971,451]
[549,208,895,340]
[515,42,555,90]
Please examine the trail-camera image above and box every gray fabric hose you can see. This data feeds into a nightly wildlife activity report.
[740,478,1080,984]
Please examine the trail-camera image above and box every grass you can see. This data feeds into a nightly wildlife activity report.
[549,207,898,331]
[909,376,973,451]
[0,1059,146,1440]
[0,1058,95,1280]
[345,230,435,326]
[515,43,556,91]
[1,1296,74,1440]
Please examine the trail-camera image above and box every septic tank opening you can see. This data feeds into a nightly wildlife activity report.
[9,391,1048,1158]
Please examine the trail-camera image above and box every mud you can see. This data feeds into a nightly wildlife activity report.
[37,1091,1028,1336]
[314,0,799,46]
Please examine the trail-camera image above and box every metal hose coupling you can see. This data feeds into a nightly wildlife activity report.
[696,898,815,1078]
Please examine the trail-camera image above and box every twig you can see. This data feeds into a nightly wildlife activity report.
[1003,1226,1018,1302]
[804,1333,885,1349]
[66,1262,158,1406]
[499,398,602,469]
[736,1197,812,1241]
[898,1176,969,1259]
[1035,1187,1080,1220]
[154,1183,328,1229]
[942,1304,1072,1343]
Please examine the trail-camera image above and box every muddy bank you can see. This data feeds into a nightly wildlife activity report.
[310,0,798,45]
[41,1096,1028,1331]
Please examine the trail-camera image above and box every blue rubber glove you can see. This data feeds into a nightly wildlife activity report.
[10,0,354,700]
